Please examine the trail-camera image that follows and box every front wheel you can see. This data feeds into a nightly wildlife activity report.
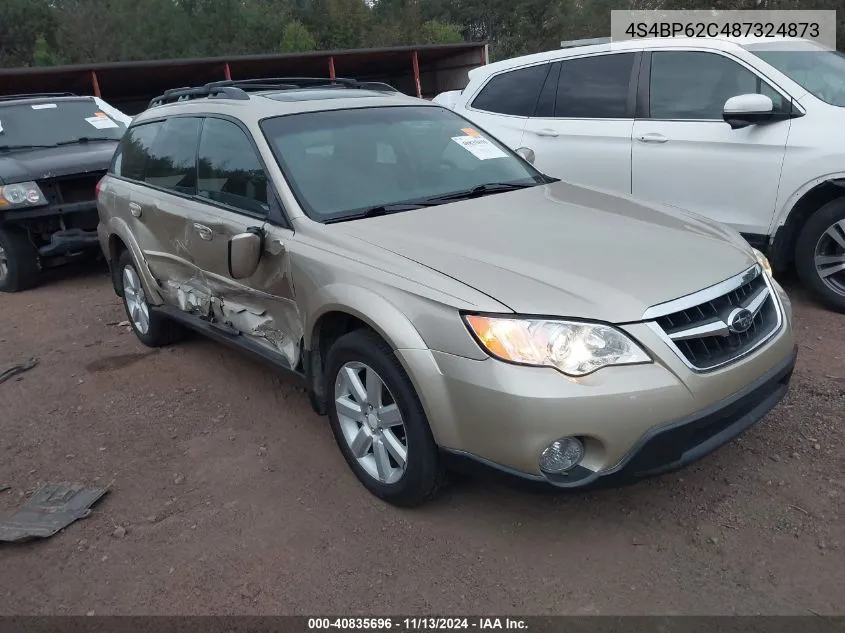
[117,250,184,347]
[795,198,845,313]
[325,329,443,507]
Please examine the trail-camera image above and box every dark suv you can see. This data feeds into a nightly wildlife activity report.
[0,93,127,292]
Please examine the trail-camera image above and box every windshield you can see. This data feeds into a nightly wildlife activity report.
[0,99,126,150]
[260,106,545,221]
[751,48,845,107]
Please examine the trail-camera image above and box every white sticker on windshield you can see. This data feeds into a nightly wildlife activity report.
[85,115,119,130]
[451,135,508,160]
[32,103,57,110]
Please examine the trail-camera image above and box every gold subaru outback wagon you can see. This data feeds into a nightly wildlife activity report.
[97,78,796,506]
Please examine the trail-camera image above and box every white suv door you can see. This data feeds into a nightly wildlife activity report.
[631,50,792,235]
[522,52,640,193]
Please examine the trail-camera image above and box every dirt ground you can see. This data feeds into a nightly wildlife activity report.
[0,262,842,616]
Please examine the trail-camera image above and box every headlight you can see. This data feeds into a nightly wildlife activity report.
[464,314,651,376]
[752,248,772,277]
[0,181,47,209]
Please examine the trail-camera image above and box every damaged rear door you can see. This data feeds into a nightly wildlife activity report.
[176,116,302,369]
[112,118,203,289]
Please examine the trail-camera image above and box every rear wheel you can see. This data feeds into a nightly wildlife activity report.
[0,228,40,293]
[325,329,443,507]
[117,250,184,347]
[795,198,845,313]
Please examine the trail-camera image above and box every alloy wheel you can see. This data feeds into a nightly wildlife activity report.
[0,245,7,282]
[122,265,150,335]
[334,361,408,485]
[814,219,845,296]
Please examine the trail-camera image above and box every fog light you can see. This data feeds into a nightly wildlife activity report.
[539,437,584,474]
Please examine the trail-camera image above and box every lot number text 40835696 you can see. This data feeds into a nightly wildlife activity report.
[307,618,529,630]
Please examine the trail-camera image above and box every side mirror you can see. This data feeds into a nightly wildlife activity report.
[228,228,264,279]
[515,147,536,164]
[723,93,775,130]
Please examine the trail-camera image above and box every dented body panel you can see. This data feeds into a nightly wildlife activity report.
[100,172,302,368]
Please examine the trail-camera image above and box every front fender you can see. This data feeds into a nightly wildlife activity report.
[771,170,845,234]
[304,283,428,352]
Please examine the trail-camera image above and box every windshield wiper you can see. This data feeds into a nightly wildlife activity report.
[422,181,538,204]
[324,203,430,224]
[0,143,57,152]
[55,136,118,146]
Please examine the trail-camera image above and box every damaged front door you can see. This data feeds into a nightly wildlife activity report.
[176,117,301,369]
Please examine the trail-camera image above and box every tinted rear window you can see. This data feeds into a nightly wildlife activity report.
[114,122,163,181]
[145,117,200,194]
[554,53,635,118]
[470,64,550,116]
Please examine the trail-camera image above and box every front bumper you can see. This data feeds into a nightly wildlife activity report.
[396,287,796,486]
[0,200,98,223]
[441,346,795,489]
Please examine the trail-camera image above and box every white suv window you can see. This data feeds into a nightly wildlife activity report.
[649,51,787,120]
[553,53,636,118]
[470,64,550,116]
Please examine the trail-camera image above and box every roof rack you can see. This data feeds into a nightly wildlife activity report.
[0,92,78,103]
[559,37,612,49]
[148,77,400,108]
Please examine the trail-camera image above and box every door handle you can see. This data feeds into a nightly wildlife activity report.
[637,133,668,144]
[193,223,213,241]
[534,128,559,137]
[128,202,142,218]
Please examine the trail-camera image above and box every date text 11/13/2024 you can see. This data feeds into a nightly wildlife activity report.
[308,618,529,630]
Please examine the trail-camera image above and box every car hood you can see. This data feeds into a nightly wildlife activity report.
[330,181,757,323]
[0,142,118,185]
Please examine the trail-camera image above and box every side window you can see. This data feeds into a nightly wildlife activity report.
[114,122,163,181]
[470,64,550,116]
[197,118,269,215]
[555,53,636,118]
[144,117,201,194]
[649,51,787,120]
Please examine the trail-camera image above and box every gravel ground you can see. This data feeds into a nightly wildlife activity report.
[0,263,842,615]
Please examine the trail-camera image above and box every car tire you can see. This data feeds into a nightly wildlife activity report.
[0,228,40,293]
[795,198,845,313]
[325,329,444,507]
[117,250,184,347]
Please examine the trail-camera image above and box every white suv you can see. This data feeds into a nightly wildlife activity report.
[441,37,845,312]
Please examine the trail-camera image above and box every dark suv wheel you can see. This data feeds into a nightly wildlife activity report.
[796,198,845,313]
[0,228,40,293]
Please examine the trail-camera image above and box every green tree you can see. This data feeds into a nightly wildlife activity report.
[307,0,371,49]
[0,0,55,67]
[280,20,317,52]
[419,20,464,44]
[32,35,63,67]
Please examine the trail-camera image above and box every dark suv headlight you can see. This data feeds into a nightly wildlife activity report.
[0,181,47,209]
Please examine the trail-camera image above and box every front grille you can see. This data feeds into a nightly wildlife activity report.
[38,171,105,205]
[651,266,781,371]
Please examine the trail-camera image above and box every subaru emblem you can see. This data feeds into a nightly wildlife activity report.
[727,308,754,334]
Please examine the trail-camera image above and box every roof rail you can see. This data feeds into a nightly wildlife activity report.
[148,77,400,108]
[0,92,78,103]
[559,37,611,49]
